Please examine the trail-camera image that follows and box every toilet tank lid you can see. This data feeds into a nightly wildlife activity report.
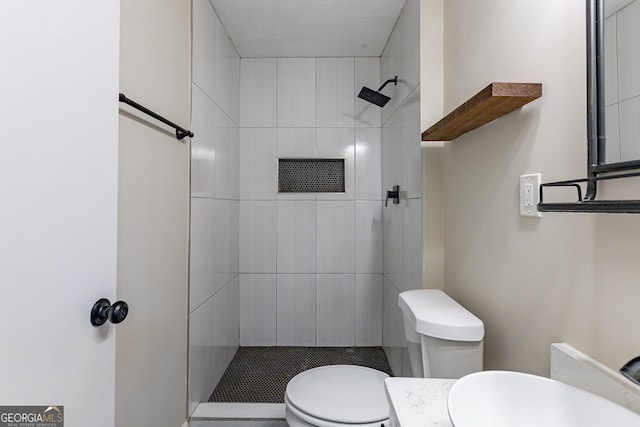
[398,289,485,342]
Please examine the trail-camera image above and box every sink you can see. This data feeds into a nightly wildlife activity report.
[447,370,640,426]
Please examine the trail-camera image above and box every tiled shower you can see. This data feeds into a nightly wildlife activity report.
[188,0,421,415]
[238,56,384,348]
[189,0,240,414]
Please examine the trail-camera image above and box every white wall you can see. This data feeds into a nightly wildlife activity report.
[116,0,191,426]
[420,0,444,133]
[238,57,384,347]
[420,0,445,291]
[189,0,240,414]
[381,0,423,376]
[422,147,445,291]
[441,0,640,376]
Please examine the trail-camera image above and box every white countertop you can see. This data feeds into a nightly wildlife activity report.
[385,378,455,427]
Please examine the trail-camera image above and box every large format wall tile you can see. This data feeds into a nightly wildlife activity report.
[239,201,276,273]
[316,127,355,201]
[192,0,216,99]
[277,127,316,158]
[355,57,382,128]
[355,127,382,200]
[241,58,277,127]
[356,201,383,274]
[190,198,238,311]
[240,274,277,345]
[277,201,316,273]
[278,58,316,127]
[316,274,355,346]
[187,287,216,414]
[239,128,277,200]
[191,84,216,198]
[188,278,239,414]
[316,201,355,273]
[317,58,355,127]
[356,274,383,346]
[213,108,239,200]
[277,274,316,346]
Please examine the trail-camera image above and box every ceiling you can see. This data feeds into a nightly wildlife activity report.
[208,0,407,57]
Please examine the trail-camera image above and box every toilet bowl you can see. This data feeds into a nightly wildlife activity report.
[284,365,389,427]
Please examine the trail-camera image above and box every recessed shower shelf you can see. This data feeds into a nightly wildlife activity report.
[422,82,542,141]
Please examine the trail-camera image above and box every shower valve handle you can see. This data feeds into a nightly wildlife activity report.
[385,185,400,207]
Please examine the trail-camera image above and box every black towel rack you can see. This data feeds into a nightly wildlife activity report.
[537,170,640,213]
[119,93,194,140]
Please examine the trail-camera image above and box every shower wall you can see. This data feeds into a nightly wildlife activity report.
[238,57,384,347]
[380,0,422,377]
[188,0,420,407]
[188,0,240,415]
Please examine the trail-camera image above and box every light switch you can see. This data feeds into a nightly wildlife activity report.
[520,174,542,217]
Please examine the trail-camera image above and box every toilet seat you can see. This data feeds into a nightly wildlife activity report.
[285,365,389,427]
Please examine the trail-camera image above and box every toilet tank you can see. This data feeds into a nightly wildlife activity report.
[398,289,484,379]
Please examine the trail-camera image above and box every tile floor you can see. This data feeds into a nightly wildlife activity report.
[209,346,393,403]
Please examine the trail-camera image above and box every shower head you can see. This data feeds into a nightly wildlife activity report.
[358,87,391,107]
[357,76,398,107]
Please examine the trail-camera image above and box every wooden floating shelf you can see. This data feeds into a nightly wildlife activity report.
[422,82,542,141]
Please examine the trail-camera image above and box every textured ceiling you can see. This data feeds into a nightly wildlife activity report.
[208,0,406,57]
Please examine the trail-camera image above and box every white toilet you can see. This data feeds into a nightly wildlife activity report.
[398,289,484,378]
[284,365,390,427]
[284,289,484,427]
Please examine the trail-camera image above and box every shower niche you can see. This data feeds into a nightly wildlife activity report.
[278,158,346,193]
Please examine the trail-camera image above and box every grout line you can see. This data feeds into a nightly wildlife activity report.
[274,57,280,347]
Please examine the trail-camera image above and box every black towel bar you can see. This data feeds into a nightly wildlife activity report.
[118,93,194,140]
[537,170,640,213]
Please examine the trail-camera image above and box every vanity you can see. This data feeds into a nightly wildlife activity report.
[384,378,454,427]
[384,344,640,427]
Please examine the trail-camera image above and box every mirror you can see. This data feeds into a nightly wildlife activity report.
[536,0,640,212]
[600,0,640,169]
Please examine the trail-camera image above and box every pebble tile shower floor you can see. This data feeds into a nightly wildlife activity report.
[209,347,394,403]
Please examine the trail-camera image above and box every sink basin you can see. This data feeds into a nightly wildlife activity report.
[447,370,640,426]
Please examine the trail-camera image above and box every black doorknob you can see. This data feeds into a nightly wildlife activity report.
[91,298,129,326]
[109,301,129,324]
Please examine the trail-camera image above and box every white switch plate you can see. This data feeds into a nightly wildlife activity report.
[520,173,542,217]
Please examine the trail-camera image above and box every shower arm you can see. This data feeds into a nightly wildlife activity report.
[377,76,398,92]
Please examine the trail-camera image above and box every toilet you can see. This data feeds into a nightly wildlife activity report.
[284,289,484,426]
[284,365,390,427]
[398,289,485,378]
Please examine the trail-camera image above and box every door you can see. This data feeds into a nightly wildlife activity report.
[0,2,120,427]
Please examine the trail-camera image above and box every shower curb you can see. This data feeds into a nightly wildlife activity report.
[191,402,285,421]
